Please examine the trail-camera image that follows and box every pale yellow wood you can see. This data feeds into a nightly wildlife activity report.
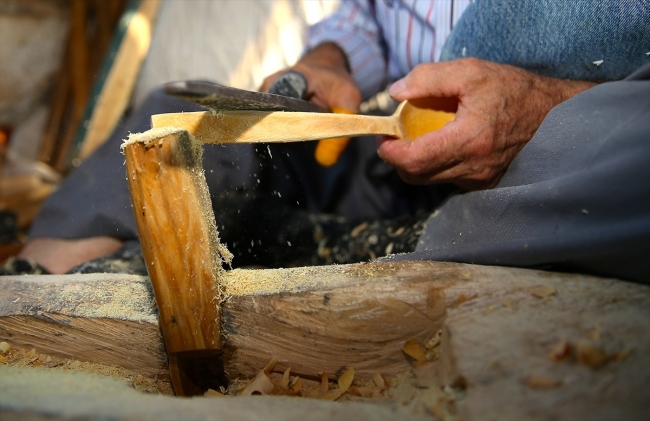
[150,99,456,144]
[78,0,161,160]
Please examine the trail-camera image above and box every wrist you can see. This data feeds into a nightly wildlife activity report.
[535,74,597,107]
[300,42,351,73]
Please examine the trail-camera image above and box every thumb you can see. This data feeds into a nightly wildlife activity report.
[388,61,465,102]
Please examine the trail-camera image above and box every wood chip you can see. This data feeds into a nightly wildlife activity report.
[530,285,557,299]
[291,377,302,393]
[372,372,386,390]
[320,372,329,397]
[412,361,438,388]
[389,226,405,237]
[576,340,608,369]
[263,357,278,374]
[548,339,572,361]
[279,367,291,389]
[526,375,562,389]
[204,389,224,397]
[338,367,355,390]
[403,339,427,363]
[324,367,355,400]
[351,222,369,237]
[239,370,275,395]
[240,358,278,396]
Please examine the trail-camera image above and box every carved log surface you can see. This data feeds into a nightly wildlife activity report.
[220,261,454,380]
[1,262,649,419]
[443,274,650,421]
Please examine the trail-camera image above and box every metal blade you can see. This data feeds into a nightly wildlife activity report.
[163,80,325,113]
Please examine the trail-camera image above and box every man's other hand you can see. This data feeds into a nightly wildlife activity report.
[260,42,361,113]
[381,58,596,190]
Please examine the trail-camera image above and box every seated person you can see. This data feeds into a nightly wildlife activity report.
[8,0,650,283]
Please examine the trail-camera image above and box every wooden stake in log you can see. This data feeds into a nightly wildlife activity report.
[123,128,232,395]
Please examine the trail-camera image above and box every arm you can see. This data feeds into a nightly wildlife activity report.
[380,58,596,191]
[261,42,361,112]
[261,0,387,111]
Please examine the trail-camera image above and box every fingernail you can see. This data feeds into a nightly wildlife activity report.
[388,79,406,97]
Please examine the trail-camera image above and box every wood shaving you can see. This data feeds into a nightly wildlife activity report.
[403,339,427,363]
[279,367,291,389]
[548,339,572,362]
[530,285,557,299]
[320,372,329,396]
[372,372,386,390]
[351,222,369,237]
[324,367,355,400]
[203,389,224,397]
[239,370,275,395]
[576,340,608,369]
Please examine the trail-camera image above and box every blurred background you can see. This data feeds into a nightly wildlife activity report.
[0,0,339,262]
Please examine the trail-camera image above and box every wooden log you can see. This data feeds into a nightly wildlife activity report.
[0,273,166,381]
[123,128,231,395]
[1,262,649,421]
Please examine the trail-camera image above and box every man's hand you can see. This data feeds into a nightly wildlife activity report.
[381,58,596,190]
[260,42,361,112]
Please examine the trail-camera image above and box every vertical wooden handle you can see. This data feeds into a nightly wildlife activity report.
[123,129,228,356]
[314,106,356,167]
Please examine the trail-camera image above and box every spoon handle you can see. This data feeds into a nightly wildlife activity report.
[151,110,400,144]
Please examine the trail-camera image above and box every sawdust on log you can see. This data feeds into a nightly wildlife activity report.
[220,262,409,298]
[54,275,158,322]
[122,128,234,288]
[0,343,172,394]
[221,266,343,297]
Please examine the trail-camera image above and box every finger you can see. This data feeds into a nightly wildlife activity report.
[377,126,452,177]
[388,58,481,102]
[326,82,361,112]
